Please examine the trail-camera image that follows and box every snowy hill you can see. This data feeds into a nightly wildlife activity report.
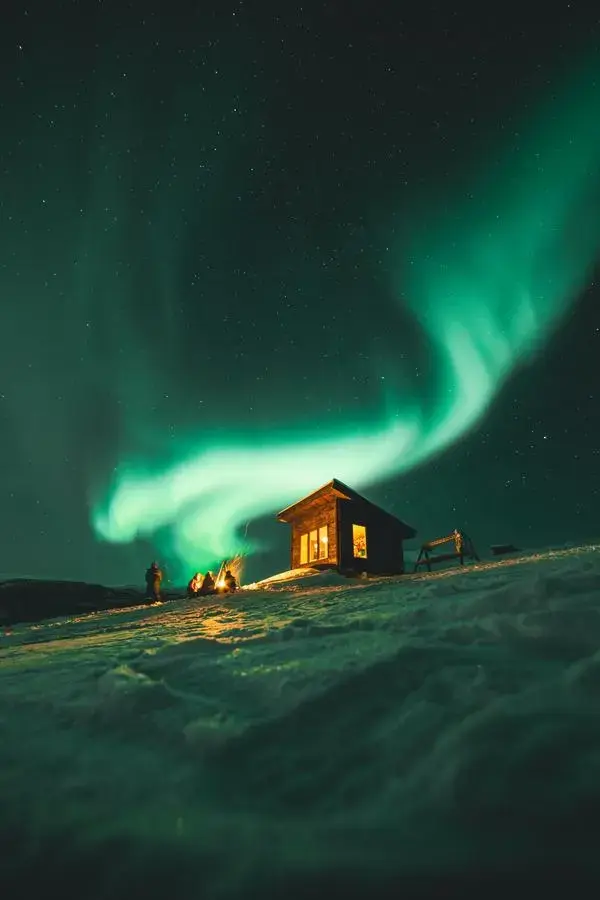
[1,545,600,898]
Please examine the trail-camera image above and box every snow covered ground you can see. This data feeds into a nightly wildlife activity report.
[2,546,600,898]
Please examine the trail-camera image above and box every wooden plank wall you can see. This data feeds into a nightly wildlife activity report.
[290,497,338,568]
[338,498,406,574]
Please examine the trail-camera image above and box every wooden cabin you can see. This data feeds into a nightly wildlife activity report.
[276,478,416,576]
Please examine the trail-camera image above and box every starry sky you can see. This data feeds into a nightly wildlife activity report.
[1,1,599,586]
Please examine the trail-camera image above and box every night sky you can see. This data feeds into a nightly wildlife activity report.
[1,2,599,586]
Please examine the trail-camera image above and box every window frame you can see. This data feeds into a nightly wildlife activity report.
[318,524,328,560]
[352,523,368,559]
[299,533,308,565]
[299,523,329,563]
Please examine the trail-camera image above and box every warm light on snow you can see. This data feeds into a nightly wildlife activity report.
[2,544,600,893]
[254,566,323,586]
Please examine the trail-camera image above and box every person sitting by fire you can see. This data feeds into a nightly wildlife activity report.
[222,569,238,593]
[187,572,203,598]
[145,561,163,603]
[199,571,216,595]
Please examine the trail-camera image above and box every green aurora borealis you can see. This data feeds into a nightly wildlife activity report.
[93,59,600,577]
[2,6,600,585]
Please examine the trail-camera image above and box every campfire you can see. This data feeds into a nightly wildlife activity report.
[214,554,244,591]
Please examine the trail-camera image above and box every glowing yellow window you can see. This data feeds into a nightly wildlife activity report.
[300,533,308,564]
[309,529,319,562]
[352,524,367,559]
[318,525,328,559]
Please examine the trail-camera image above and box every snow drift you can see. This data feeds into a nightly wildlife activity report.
[1,546,600,898]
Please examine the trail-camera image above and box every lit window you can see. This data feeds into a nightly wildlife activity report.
[352,524,367,558]
[309,529,319,562]
[318,525,328,559]
[300,533,308,564]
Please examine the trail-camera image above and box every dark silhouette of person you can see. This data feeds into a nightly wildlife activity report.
[199,571,215,596]
[223,570,238,593]
[145,561,163,603]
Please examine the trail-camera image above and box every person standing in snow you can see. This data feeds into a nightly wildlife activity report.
[145,561,163,603]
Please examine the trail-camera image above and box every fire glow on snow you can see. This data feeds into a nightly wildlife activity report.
[1,546,600,895]
[93,58,600,573]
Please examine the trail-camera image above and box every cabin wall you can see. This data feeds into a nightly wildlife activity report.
[289,499,338,569]
[337,498,407,575]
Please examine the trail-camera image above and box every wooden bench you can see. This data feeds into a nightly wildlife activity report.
[414,530,479,572]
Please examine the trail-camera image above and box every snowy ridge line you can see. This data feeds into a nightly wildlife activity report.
[2,543,600,649]
[2,543,600,893]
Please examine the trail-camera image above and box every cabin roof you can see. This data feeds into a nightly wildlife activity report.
[276,478,355,520]
[276,477,416,538]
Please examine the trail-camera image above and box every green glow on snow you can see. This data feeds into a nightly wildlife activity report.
[93,60,600,575]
